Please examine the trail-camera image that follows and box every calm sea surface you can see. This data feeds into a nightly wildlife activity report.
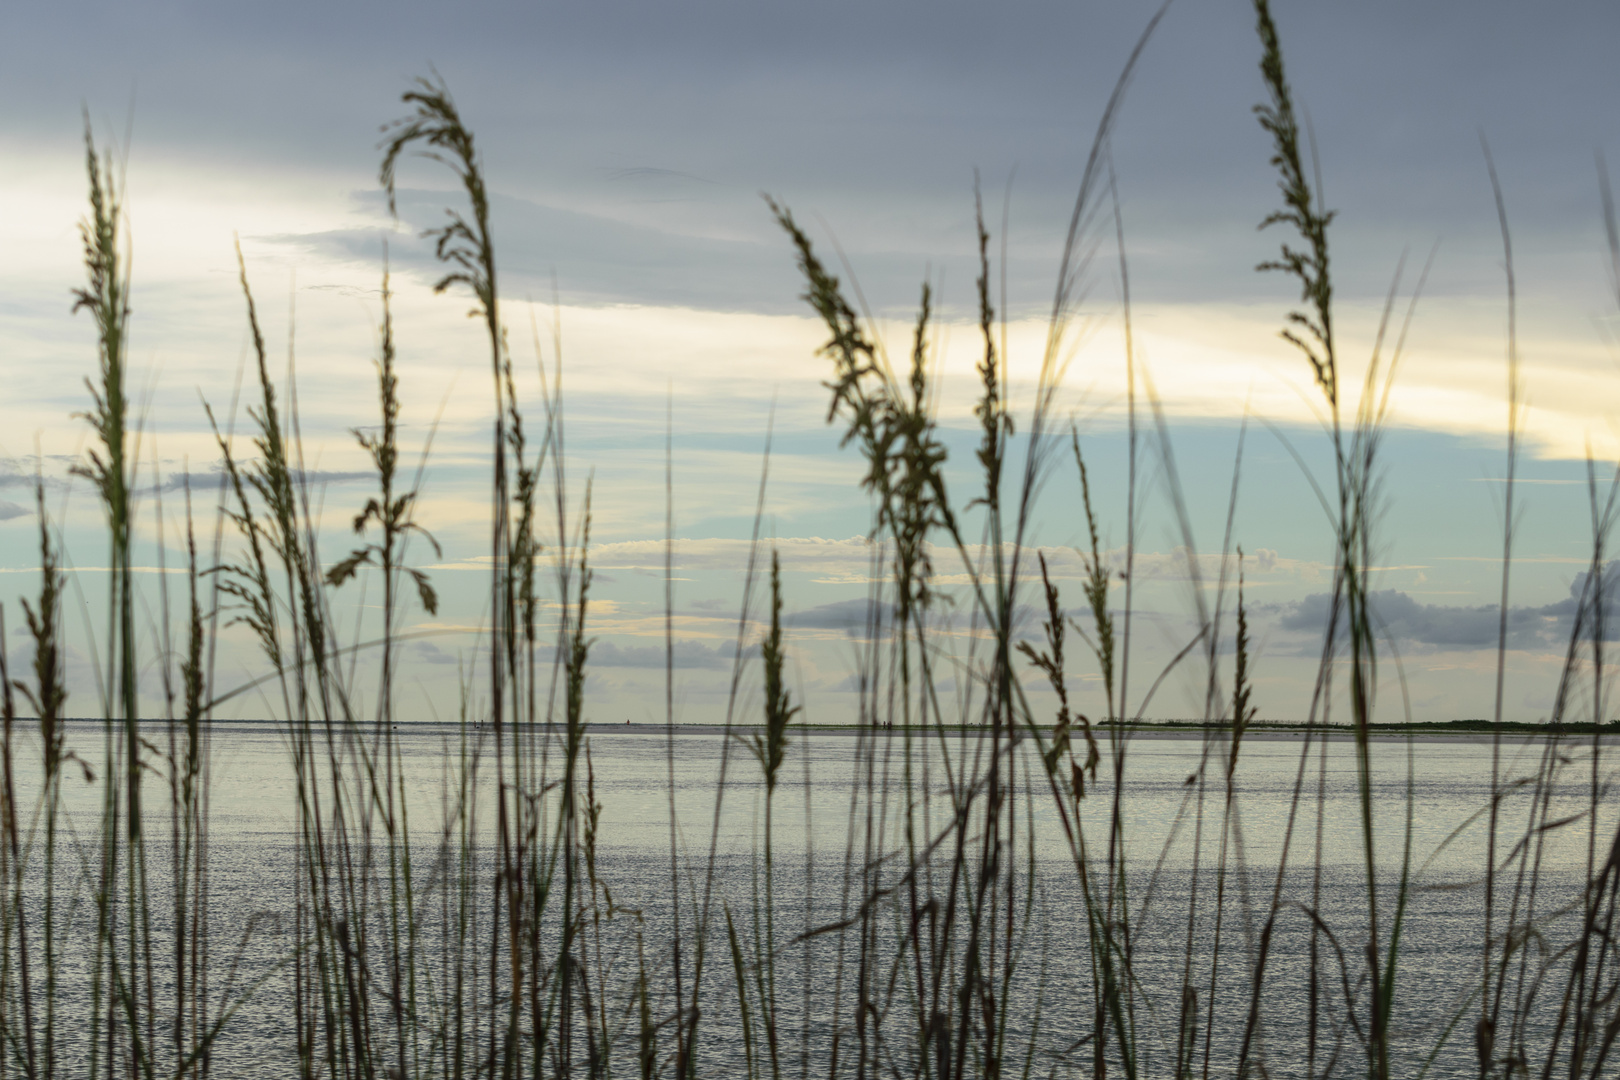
[14,723,1618,1077]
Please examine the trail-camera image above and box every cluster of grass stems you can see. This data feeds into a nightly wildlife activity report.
[1,4,1619,1077]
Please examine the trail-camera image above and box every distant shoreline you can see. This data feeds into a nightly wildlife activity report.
[37,717,1620,743]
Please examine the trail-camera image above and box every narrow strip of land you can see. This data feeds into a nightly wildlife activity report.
[45,717,1619,743]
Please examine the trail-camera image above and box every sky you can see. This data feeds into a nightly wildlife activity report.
[3,0,1620,726]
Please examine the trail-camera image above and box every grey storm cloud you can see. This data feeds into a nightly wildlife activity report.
[7,2,1616,314]
[1279,565,1620,651]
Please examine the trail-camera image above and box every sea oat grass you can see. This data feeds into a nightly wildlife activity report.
[5,10,1620,1079]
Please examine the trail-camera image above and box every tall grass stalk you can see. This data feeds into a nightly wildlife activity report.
[1479,137,1523,1078]
[1242,3,1416,1075]
[70,121,151,1080]
[4,479,69,1080]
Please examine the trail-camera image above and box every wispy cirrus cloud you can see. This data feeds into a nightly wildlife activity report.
[590,536,876,581]
[586,537,1332,588]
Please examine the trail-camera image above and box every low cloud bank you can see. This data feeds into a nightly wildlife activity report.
[1280,564,1620,651]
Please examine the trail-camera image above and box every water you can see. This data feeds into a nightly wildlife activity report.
[6,722,1616,1077]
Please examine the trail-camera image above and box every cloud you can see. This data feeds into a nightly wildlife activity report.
[0,501,27,522]
[13,0,1613,313]
[408,641,462,666]
[1028,545,1324,585]
[587,639,735,670]
[590,537,1327,589]
[401,635,746,671]
[787,599,896,633]
[0,459,372,495]
[306,190,810,315]
[1277,565,1620,652]
[592,536,880,581]
[0,460,59,491]
[1281,591,1509,649]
